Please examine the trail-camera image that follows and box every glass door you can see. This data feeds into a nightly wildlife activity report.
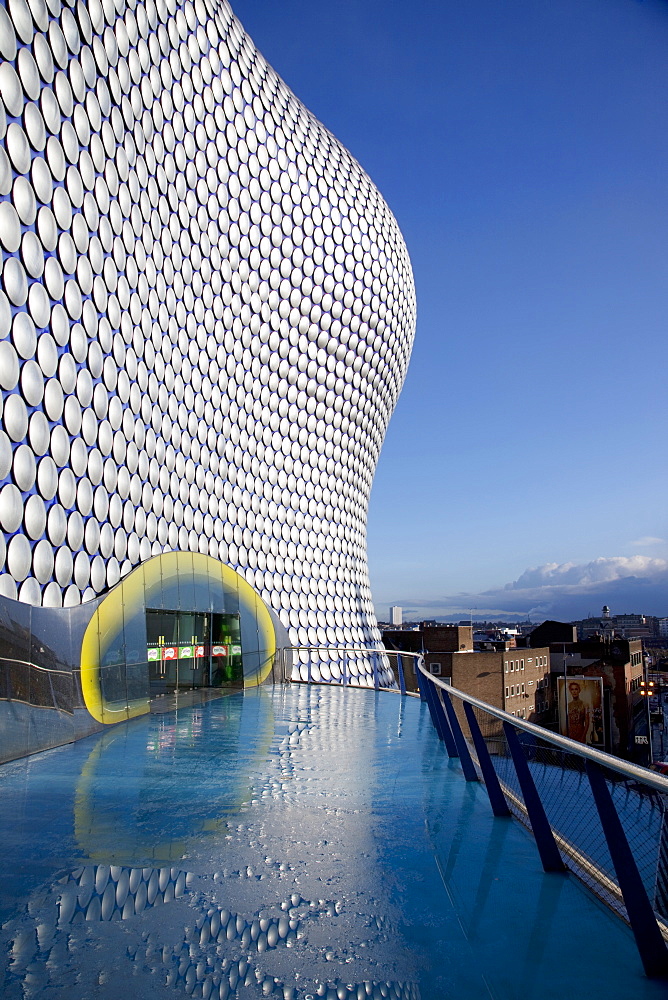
[210,613,243,686]
[146,610,243,695]
[146,609,179,696]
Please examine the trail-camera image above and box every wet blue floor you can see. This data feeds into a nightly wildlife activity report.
[0,686,665,999]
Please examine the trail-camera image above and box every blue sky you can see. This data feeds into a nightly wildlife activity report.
[234,0,668,622]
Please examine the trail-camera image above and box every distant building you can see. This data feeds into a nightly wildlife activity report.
[612,614,657,639]
[474,625,519,648]
[524,623,644,760]
[518,621,577,647]
[574,607,658,640]
[389,606,403,627]
[421,625,474,678]
[386,615,647,761]
[448,646,552,723]
[381,623,551,724]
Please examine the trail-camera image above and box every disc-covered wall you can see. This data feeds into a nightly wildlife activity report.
[0,0,415,699]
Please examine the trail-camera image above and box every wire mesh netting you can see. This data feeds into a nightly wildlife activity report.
[451,694,668,930]
[282,647,423,691]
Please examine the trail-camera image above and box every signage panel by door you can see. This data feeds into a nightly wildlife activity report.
[146,610,242,693]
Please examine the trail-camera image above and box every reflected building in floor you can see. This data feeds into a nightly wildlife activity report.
[0,0,415,757]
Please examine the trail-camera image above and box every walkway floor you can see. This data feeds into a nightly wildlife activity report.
[0,686,664,999]
[149,686,242,714]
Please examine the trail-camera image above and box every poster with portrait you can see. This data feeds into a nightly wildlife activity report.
[558,676,604,746]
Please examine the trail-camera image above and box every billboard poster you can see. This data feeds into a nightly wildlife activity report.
[558,677,605,746]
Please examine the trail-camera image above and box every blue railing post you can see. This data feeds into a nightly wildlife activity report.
[420,671,441,736]
[342,650,347,687]
[503,722,565,873]
[440,689,479,782]
[372,651,379,690]
[415,660,427,701]
[586,760,668,978]
[397,654,407,696]
[463,701,510,816]
[423,676,458,757]
[307,650,312,685]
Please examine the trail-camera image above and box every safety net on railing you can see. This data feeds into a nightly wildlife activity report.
[272,646,421,691]
[416,664,668,979]
[463,698,668,920]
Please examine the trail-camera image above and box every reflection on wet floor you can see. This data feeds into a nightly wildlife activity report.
[5,861,416,999]
[0,686,666,999]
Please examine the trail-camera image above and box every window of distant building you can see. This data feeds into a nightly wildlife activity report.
[429,663,441,676]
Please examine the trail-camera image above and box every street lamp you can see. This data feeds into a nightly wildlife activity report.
[562,644,573,737]
[639,678,655,765]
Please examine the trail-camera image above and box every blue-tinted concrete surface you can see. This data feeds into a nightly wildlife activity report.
[0,686,664,999]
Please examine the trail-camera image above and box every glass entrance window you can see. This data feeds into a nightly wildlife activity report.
[210,612,242,686]
[146,610,243,694]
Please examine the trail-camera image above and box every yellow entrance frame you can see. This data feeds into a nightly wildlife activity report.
[80,553,276,724]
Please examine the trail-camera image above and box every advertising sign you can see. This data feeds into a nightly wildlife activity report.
[557,676,604,746]
[146,645,208,660]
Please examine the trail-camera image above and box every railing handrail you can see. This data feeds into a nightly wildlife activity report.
[417,661,668,795]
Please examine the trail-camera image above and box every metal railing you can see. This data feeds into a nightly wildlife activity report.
[273,645,668,976]
[274,645,424,693]
[416,661,668,980]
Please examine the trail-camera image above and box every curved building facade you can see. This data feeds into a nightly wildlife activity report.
[0,0,415,752]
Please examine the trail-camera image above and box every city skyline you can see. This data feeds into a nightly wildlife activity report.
[377,567,668,624]
[235,0,668,623]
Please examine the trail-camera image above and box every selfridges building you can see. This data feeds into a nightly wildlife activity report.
[0,0,415,758]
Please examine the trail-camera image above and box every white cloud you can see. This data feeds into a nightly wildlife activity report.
[508,555,668,591]
[390,555,668,621]
[630,536,665,548]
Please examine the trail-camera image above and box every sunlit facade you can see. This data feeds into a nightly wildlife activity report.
[0,0,415,755]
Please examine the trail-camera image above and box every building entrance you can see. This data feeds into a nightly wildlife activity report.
[146,610,243,695]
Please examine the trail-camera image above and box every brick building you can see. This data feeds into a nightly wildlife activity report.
[448,647,552,723]
[521,623,645,759]
[382,623,551,724]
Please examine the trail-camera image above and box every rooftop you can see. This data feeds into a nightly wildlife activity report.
[0,686,664,999]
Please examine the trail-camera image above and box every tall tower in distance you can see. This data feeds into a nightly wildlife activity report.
[390,606,403,627]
